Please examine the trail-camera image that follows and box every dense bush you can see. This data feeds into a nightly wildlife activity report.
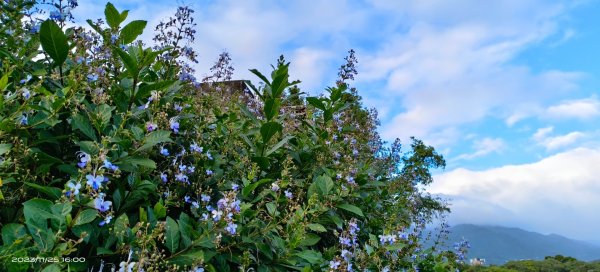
[461,255,600,272]
[0,1,459,271]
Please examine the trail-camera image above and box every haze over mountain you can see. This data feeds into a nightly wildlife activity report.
[436,224,600,265]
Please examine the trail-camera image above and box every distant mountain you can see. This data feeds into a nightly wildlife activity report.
[431,224,600,265]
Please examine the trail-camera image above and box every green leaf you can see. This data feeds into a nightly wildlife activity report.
[241,178,272,198]
[308,175,333,197]
[260,122,282,143]
[153,201,166,219]
[114,214,129,243]
[41,263,61,272]
[119,20,147,44]
[298,233,320,247]
[337,203,364,217]
[39,20,69,66]
[168,248,204,266]
[307,223,326,233]
[165,216,180,253]
[71,113,97,141]
[306,97,326,111]
[265,135,293,156]
[0,73,9,91]
[73,209,98,226]
[114,46,139,79]
[119,157,156,170]
[266,202,277,216]
[23,198,57,222]
[2,223,28,245]
[78,141,100,155]
[384,243,406,251]
[0,143,13,156]
[295,250,322,264]
[136,130,172,152]
[263,98,280,120]
[105,2,121,28]
[94,104,113,131]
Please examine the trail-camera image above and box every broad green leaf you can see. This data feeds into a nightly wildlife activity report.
[119,157,156,170]
[23,198,57,222]
[78,141,100,156]
[105,2,121,28]
[74,209,98,226]
[260,122,282,143]
[0,73,8,91]
[71,113,97,141]
[299,233,321,247]
[241,178,272,198]
[136,130,172,152]
[295,250,322,264]
[168,248,204,266]
[39,20,69,66]
[94,104,113,131]
[306,97,326,111]
[153,201,166,219]
[0,143,12,156]
[1,223,28,245]
[114,46,139,79]
[265,135,293,156]
[308,175,333,197]
[119,20,147,44]
[307,223,326,233]
[263,98,280,120]
[266,202,277,216]
[337,203,364,217]
[165,216,180,253]
[179,213,195,249]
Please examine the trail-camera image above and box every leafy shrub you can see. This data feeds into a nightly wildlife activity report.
[0,1,459,271]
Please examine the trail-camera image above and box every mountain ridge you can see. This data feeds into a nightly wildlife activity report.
[433,224,600,265]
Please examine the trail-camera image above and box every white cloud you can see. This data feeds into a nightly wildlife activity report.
[532,126,587,150]
[546,97,600,119]
[429,147,600,241]
[454,137,506,160]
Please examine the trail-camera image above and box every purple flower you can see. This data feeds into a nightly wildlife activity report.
[160,147,170,156]
[86,174,105,190]
[184,196,191,203]
[87,74,98,82]
[190,142,202,153]
[201,194,210,202]
[22,88,31,99]
[211,210,223,221]
[103,159,118,171]
[206,152,213,160]
[187,165,195,174]
[174,103,183,112]
[110,34,118,43]
[205,169,213,176]
[225,222,237,235]
[99,215,112,226]
[77,152,91,168]
[178,164,187,172]
[284,190,293,199]
[201,213,209,221]
[271,183,280,192]
[146,122,158,132]
[19,114,28,125]
[175,173,189,183]
[94,194,112,212]
[329,260,341,269]
[66,181,81,196]
[191,201,200,209]
[231,183,239,191]
[170,120,180,134]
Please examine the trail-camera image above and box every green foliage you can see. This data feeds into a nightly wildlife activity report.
[0,2,457,271]
[462,255,600,272]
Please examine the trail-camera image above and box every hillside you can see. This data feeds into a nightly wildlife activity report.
[437,224,600,265]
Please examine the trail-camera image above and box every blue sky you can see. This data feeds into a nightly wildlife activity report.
[73,0,600,242]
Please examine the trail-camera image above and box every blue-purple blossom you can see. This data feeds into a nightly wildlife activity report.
[175,173,189,183]
[146,122,158,132]
[190,142,202,153]
[19,114,27,125]
[191,201,200,209]
[329,260,341,269]
[284,190,293,199]
[22,88,31,99]
[231,183,239,191]
[77,151,91,168]
[271,183,280,192]
[94,194,112,212]
[192,266,204,272]
[110,34,118,43]
[206,151,213,160]
[170,119,180,134]
[86,174,105,190]
[206,169,213,176]
[87,74,98,82]
[178,164,187,172]
[184,196,191,203]
[201,213,209,220]
[66,181,81,196]
[201,194,210,202]
[49,10,66,21]
[103,159,118,171]
[160,147,170,156]
[29,25,40,34]
[211,210,223,221]
[160,172,168,183]
[186,165,195,174]
[225,222,237,235]
[99,215,112,226]
[174,103,183,112]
